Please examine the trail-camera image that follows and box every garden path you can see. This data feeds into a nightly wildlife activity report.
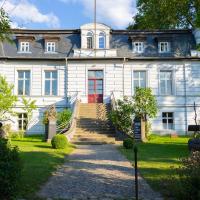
[38,144,162,200]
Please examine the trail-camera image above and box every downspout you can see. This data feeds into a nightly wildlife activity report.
[183,63,188,135]
[65,58,68,107]
[123,57,126,97]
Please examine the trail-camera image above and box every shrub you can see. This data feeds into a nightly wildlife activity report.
[167,151,200,199]
[0,138,22,199]
[8,131,25,139]
[57,109,72,130]
[51,134,68,149]
[123,138,134,149]
[110,97,134,135]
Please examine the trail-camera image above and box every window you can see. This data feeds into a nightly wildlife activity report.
[20,42,30,52]
[159,42,170,53]
[160,71,173,95]
[133,71,146,91]
[46,42,56,52]
[86,32,93,49]
[18,71,30,95]
[133,42,144,53]
[162,112,174,130]
[45,71,57,96]
[18,113,28,130]
[99,32,106,49]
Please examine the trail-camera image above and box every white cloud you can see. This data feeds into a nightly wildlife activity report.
[59,0,137,28]
[1,0,60,28]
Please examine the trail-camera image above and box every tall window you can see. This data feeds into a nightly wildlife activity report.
[159,42,170,53]
[45,71,57,96]
[18,113,28,130]
[46,42,56,52]
[133,42,144,53]
[87,32,93,49]
[160,71,173,95]
[133,71,146,91]
[18,71,30,95]
[162,112,174,130]
[99,32,106,49]
[20,42,30,52]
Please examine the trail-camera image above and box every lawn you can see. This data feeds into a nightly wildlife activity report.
[119,134,190,197]
[11,135,74,199]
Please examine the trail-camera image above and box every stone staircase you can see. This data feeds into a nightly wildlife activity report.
[72,103,115,145]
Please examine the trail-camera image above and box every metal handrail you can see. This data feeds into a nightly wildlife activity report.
[57,92,79,134]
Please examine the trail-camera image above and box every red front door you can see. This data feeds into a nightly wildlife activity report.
[88,70,103,103]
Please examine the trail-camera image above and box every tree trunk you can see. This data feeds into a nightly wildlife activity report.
[141,118,147,142]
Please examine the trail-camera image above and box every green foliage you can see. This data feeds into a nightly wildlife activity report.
[0,8,12,42]
[196,44,200,51]
[133,87,158,120]
[145,121,152,139]
[168,151,200,199]
[123,138,134,149]
[9,131,25,139]
[51,134,68,149]
[110,97,134,135]
[0,138,22,199]
[57,109,72,130]
[128,0,200,30]
[21,97,37,129]
[0,75,18,121]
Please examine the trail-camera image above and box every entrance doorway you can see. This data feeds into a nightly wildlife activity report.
[88,70,103,103]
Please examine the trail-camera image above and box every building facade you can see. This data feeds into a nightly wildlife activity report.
[0,23,200,135]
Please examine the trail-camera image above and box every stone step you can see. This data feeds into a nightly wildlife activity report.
[75,131,114,135]
[71,138,115,145]
[74,134,114,138]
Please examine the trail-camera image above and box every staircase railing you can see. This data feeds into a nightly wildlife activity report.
[58,92,80,141]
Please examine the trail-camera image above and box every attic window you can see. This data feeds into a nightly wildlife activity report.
[20,42,30,53]
[159,42,170,53]
[46,42,56,53]
[87,32,93,49]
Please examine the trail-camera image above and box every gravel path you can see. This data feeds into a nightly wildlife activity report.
[38,145,162,200]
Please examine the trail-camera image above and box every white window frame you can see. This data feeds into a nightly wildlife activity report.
[133,42,144,53]
[159,42,170,53]
[17,70,31,96]
[162,112,174,130]
[86,32,93,49]
[44,70,58,96]
[133,71,147,92]
[99,32,106,49]
[159,70,173,95]
[18,113,28,131]
[19,42,30,53]
[46,42,56,53]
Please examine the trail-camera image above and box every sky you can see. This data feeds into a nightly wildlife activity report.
[0,0,137,29]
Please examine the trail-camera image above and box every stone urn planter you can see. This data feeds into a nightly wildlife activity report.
[188,138,200,152]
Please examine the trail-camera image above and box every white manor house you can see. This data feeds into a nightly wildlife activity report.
[1,23,200,135]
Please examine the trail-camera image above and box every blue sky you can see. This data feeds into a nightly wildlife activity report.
[1,0,137,29]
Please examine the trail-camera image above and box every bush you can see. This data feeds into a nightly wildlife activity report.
[167,151,200,199]
[8,131,25,139]
[51,134,68,149]
[123,138,134,149]
[57,109,72,130]
[0,138,22,199]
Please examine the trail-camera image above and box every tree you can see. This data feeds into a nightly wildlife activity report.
[21,97,37,130]
[128,0,200,30]
[0,8,11,42]
[132,88,158,141]
[0,75,17,122]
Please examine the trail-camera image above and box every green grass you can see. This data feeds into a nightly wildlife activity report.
[11,135,74,199]
[119,134,190,197]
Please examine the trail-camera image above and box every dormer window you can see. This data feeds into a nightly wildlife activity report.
[159,42,170,53]
[99,32,106,49]
[20,42,30,53]
[46,42,56,53]
[133,42,144,53]
[86,32,93,49]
